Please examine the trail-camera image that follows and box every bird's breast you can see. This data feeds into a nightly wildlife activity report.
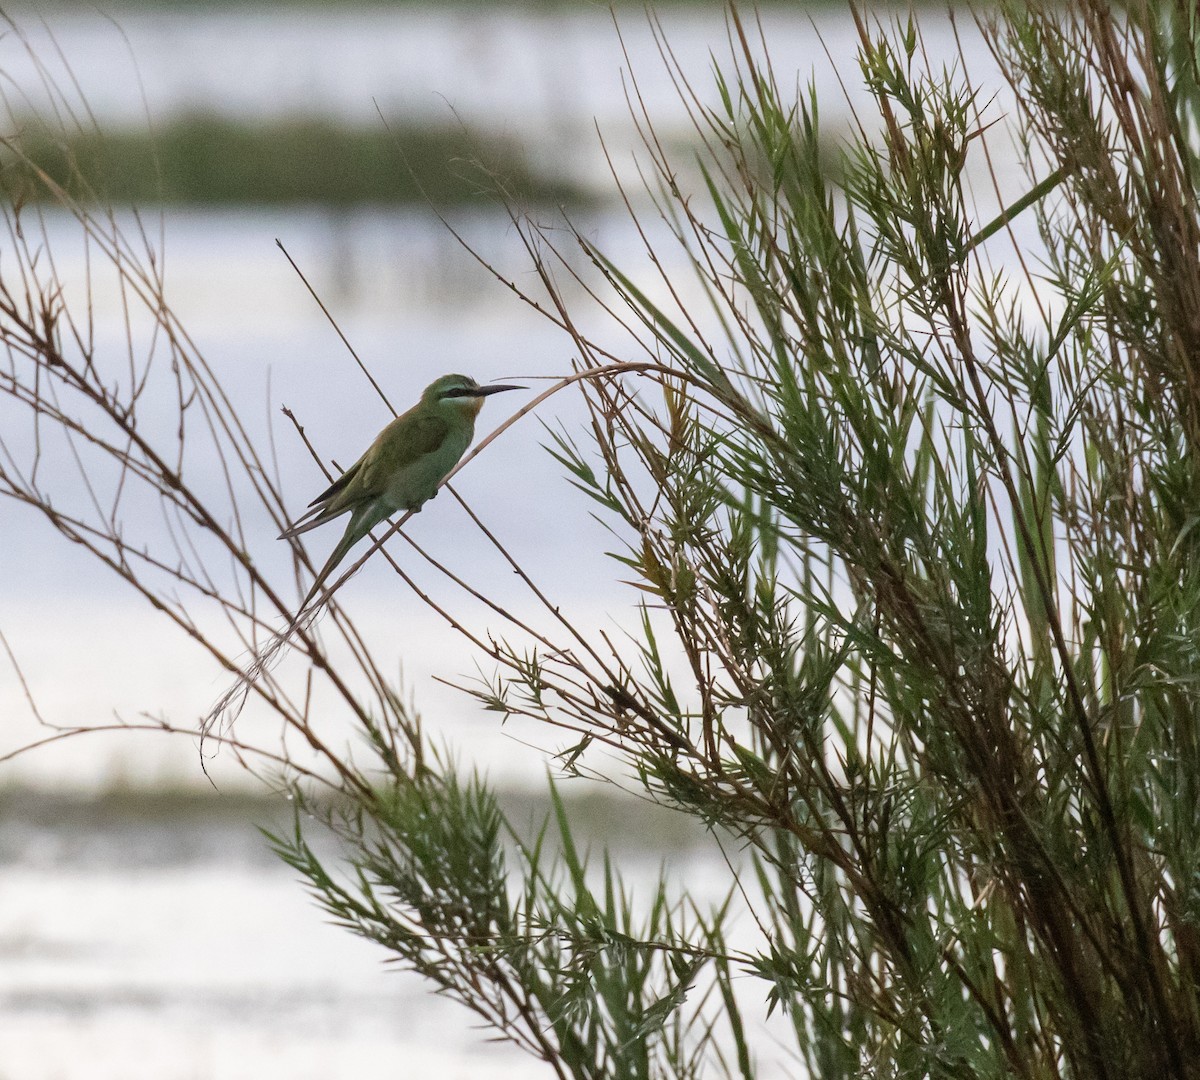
[385,425,473,511]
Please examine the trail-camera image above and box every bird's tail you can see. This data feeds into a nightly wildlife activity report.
[297,527,361,613]
[279,502,341,541]
[204,524,358,746]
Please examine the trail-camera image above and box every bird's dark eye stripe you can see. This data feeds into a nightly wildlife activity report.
[441,387,475,398]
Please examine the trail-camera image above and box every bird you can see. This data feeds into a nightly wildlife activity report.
[280,373,523,612]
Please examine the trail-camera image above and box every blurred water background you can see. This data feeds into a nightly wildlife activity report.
[0,5,1006,1077]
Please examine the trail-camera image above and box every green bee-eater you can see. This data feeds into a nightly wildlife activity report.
[280,373,523,611]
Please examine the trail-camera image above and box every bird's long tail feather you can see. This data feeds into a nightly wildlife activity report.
[204,501,390,743]
[279,502,341,540]
[298,526,361,612]
[203,519,363,743]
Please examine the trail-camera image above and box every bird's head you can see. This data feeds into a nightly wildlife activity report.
[423,374,525,419]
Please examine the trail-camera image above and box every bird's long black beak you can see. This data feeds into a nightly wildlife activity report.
[473,383,525,396]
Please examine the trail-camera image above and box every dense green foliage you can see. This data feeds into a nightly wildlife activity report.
[274,2,1200,1075]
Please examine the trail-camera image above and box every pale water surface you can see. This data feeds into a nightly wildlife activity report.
[0,7,985,190]
[0,793,736,1079]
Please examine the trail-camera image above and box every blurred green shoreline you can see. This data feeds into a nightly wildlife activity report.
[13,0,958,10]
[2,114,588,207]
[0,783,712,851]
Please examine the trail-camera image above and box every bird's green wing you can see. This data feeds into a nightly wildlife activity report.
[280,410,451,540]
[354,411,450,497]
[306,455,364,508]
[309,411,449,507]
